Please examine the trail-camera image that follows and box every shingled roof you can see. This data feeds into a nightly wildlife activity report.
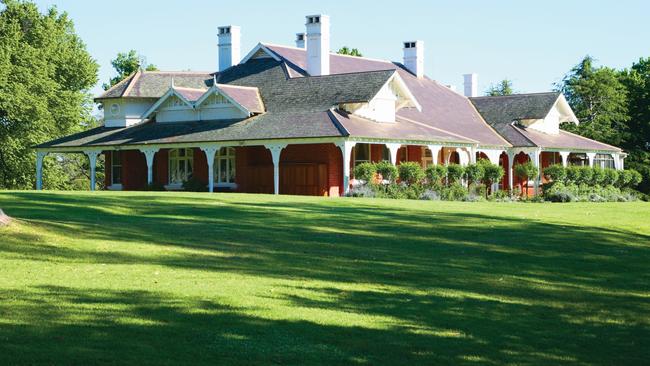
[98,70,212,100]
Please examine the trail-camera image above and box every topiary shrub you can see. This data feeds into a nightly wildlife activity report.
[375,160,398,183]
[576,166,593,185]
[514,161,538,196]
[543,164,566,182]
[627,169,643,188]
[425,165,447,186]
[441,183,468,201]
[479,160,504,198]
[182,177,207,192]
[565,166,580,184]
[398,162,425,185]
[447,164,465,185]
[353,162,376,184]
[464,163,484,191]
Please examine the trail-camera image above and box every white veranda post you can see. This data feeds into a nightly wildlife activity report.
[426,145,442,165]
[337,141,356,195]
[559,151,571,167]
[586,152,596,167]
[265,144,287,195]
[140,148,159,185]
[386,143,401,165]
[506,151,515,191]
[528,150,541,195]
[84,150,101,191]
[201,146,220,193]
[36,151,47,190]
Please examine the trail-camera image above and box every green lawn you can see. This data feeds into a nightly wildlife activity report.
[0,191,649,365]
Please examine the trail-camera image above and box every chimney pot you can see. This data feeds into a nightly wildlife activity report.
[463,73,478,97]
[403,40,424,78]
[305,14,330,76]
[295,33,306,48]
[217,25,241,71]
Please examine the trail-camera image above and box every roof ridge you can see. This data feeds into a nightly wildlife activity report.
[263,42,396,65]
[216,83,260,90]
[141,70,213,74]
[98,71,137,98]
[287,68,396,79]
[470,91,560,99]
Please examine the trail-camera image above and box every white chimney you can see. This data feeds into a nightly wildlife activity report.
[403,40,424,78]
[305,14,330,76]
[295,33,306,48]
[217,25,241,71]
[463,73,478,97]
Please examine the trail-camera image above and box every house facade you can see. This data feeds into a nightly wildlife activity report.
[35,15,625,196]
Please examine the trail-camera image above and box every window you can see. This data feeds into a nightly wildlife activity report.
[594,153,615,169]
[422,147,434,167]
[111,151,122,185]
[381,145,390,161]
[169,148,194,184]
[399,147,408,163]
[214,147,236,185]
[353,143,371,166]
[568,153,587,166]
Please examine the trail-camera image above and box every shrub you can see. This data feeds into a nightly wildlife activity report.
[354,162,376,183]
[182,177,207,192]
[514,161,538,195]
[464,163,484,190]
[398,162,425,185]
[420,189,440,201]
[375,160,398,183]
[441,183,468,201]
[628,169,643,188]
[576,166,593,185]
[565,166,581,184]
[543,164,566,182]
[346,184,375,198]
[447,164,465,184]
[544,182,577,202]
[602,169,619,186]
[590,167,606,186]
[479,161,504,197]
[425,165,447,186]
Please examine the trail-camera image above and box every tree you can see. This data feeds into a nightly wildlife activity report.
[337,46,363,57]
[557,56,629,147]
[464,163,484,191]
[486,79,514,96]
[0,0,99,189]
[102,50,157,90]
[514,161,538,197]
[480,161,504,198]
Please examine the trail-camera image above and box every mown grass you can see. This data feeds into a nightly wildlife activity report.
[0,191,649,365]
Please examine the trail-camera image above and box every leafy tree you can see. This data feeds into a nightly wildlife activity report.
[446,164,465,184]
[514,161,538,196]
[543,164,566,182]
[353,162,376,183]
[397,162,424,185]
[620,57,650,151]
[425,165,447,186]
[486,79,514,96]
[375,160,398,183]
[0,0,99,189]
[337,46,363,57]
[464,163,484,191]
[102,50,157,90]
[557,56,629,147]
[480,161,504,198]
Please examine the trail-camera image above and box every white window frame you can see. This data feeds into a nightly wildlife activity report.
[353,143,371,166]
[594,153,615,169]
[168,148,194,188]
[109,151,123,190]
[214,147,237,188]
[422,147,434,168]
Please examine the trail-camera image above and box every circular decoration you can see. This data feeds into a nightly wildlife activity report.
[110,103,120,116]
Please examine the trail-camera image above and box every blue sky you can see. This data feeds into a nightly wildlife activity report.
[34,0,650,97]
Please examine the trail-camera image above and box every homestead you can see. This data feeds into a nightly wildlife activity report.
[35,15,624,196]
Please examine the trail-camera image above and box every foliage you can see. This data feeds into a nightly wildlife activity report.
[514,161,538,195]
[486,79,514,96]
[446,164,465,184]
[602,168,619,186]
[480,160,504,198]
[425,165,447,186]
[336,46,363,57]
[0,0,99,189]
[543,182,636,202]
[464,163,484,190]
[374,160,398,183]
[345,184,375,198]
[397,162,424,185]
[440,183,469,201]
[565,165,581,184]
[102,49,157,90]
[543,164,566,182]
[181,177,207,192]
[353,162,376,183]
[557,56,629,147]
[576,166,593,185]
[590,167,606,185]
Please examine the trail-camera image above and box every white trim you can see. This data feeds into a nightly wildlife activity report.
[84,150,101,191]
[194,84,252,116]
[240,43,282,64]
[335,141,356,194]
[141,88,196,121]
[265,143,287,195]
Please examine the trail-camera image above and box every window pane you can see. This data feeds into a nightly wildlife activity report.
[219,158,227,183]
[112,167,122,184]
[112,151,121,165]
[355,143,370,162]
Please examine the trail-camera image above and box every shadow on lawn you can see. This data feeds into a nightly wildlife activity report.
[0,192,649,364]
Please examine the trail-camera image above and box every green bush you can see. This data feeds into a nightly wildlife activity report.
[576,166,593,185]
[398,162,425,185]
[514,161,538,194]
[464,163,484,189]
[425,165,447,186]
[543,164,566,182]
[182,177,207,192]
[479,160,504,197]
[354,162,376,183]
[565,166,581,184]
[590,167,605,186]
[628,169,643,188]
[440,183,468,201]
[602,169,619,186]
[447,164,465,184]
[375,161,398,183]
